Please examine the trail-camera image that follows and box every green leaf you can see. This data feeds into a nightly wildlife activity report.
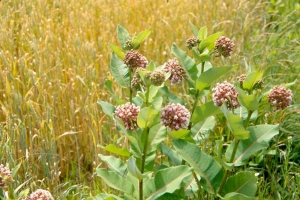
[159,86,184,104]
[191,116,215,144]
[243,71,263,92]
[128,157,147,180]
[189,21,198,37]
[143,165,191,200]
[90,194,123,200]
[110,52,130,88]
[102,144,130,157]
[117,25,130,50]
[109,44,125,59]
[236,87,259,111]
[224,192,258,200]
[104,80,125,105]
[225,124,279,166]
[161,144,182,166]
[137,107,159,128]
[98,154,127,176]
[198,26,208,40]
[199,31,223,52]
[11,163,21,178]
[196,66,236,92]
[221,104,250,140]
[148,85,161,103]
[222,171,257,197]
[173,139,225,194]
[133,29,151,49]
[96,168,135,198]
[191,101,220,124]
[171,44,197,82]
[147,124,167,153]
[146,61,156,71]
[97,100,115,118]
[170,129,190,139]
[151,92,163,110]
[215,140,233,171]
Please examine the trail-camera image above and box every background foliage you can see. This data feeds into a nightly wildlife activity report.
[0,0,299,199]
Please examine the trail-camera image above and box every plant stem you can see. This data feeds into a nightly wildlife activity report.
[201,62,205,74]
[244,110,253,128]
[129,70,132,103]
[188,89,200,130]
[139,127,150,200]
[192,170,202,197]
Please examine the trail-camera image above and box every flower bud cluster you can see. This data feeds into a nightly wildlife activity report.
[149,71,165,86]
[0,164,13,187]
[131,67,145,90]
[163,58,186,84]
[215,36,235,57]
[26,189,54,200]
[237,74,247,87]
[212,81,240,109]
[123,50,148,70]
[124,40,134,50]
[115,103,140,130]
[268,86,292,110]
[161,103,191,131]
[186,36,199,49]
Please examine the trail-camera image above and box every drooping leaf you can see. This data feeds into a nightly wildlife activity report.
[97,100,115,118]
[198,31,223,52]
[171,44,197,82]
[98,154,127,176]
[117,25,131,50]
[191,101,220,124]
[110,52,130,88]
[96,168,135,198]
[133,29,151,49]
[137,107,159,128]
[191,116,215,144]
[215,140,233,171]
[127,157,147,180]
[109,44,125,59]
[225,124,279,166]
[147,124,167,153]
[224,192,258,200]
[189,21,199,37]
[221,104,250,140]
[222,171,257,197]
[198,26,208,40]
[102,144,130,157]
[196,66,236,92]
[236,87,259,111]
[173,139,225,194]
[243,71,263,92]
[161,144,182,166]
[143,165,191,200]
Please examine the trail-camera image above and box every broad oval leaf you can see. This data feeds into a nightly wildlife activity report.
[224,192,258,200]
[198,26,208,40]
[109,44,125,59]
[171,44,197,82]
[90,193,123,200]
[133,29,151,49]
[97,100,115,118]
[191,116,215,144]
[110,52,130,88]
[143,165,191,200]
[127,157,147,180]
[243,71,263,92]
[191,101,220,124]
[196,66,236,92]
[225,124,279,166]
[102,144,130,157]
[98,154,127,176]
[236,87,259,111]
[137,107,159,128]
[147,124,167,153]
[199,31,223,52]
[222,171,257,197]
[189,21,199,37]
[117,25,130,50]
[173,139,225,194]
[161,144,182,166]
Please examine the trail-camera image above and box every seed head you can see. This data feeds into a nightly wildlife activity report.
[123,50,148,70]
[161,103,191,131]
[268,86,292,110]
[212,81,240,109]
[0,164,13,187]
[186,36,199,49]
[215,36,235,57]
[163,58,186,84]
[115,103,140,130]
[26,189,54,200]
[150,71,165,86]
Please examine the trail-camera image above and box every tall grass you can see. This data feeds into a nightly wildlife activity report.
[0,0,299,198]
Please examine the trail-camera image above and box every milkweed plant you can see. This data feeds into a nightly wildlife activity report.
[94,23,294,200]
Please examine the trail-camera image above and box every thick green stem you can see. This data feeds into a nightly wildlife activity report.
[188,90,200,130]
[139,127,150,200]
[201,62,205,74]
[244,110,253,128]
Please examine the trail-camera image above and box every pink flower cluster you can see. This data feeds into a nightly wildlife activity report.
[215,36,235,57]
[161,103,191,131]
[123,50,148,70]
[0,164,12,187]
[26,189,54,200]
[212,81,240,109]
[163,58,186,84]
[115,103,140,130]
[268,86,292,110]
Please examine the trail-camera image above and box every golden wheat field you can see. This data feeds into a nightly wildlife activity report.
[2,0,296,198]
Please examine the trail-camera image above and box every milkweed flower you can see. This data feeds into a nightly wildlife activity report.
[161,103,191,131]
[163,58,186,84]
[212,81,240,109]
[115,103,140,130]
[215,36,235,57]
[268,86,292,110]
[123,50,148,70]
[0,164,13,187]
[131,67,145,90]
[26,189,54,200]
[186,35,199,49]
